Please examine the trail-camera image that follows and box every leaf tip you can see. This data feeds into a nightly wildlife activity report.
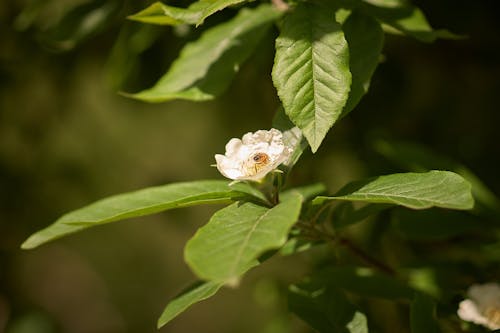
[20,235,39,250]
[156,317,168,330]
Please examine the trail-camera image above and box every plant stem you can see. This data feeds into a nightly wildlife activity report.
[337,237,396,275]
[296,221,396,275]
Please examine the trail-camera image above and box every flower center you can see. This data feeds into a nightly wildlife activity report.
[484,306,500,327]
[252,152,270,164]
[242,152,271,176]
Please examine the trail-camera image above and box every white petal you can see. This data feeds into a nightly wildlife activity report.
[225,138,243,157]
[458,300,488,325]
[468,283,500,309]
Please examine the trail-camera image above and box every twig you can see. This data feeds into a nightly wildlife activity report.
[295,221,396,275]
[271,0,289,11]
[338,237,396,276]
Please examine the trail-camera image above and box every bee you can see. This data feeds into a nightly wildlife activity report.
[485,307,500,327]
[244,152,270,176]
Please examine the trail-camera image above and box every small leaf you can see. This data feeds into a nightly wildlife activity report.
[128,0,247,26]
[313,171,474,210]
[325,266,415,300]
[341,10,384,115]
[361,0,409,8]
[126,5,281,102]
[362,3,462,42]
[410,293,439,333]
[289,276,368,333]
[39,0,121,51]
[22,180,256,249]
[281,183,327,203]
[333,202,392,229]
[273,2,351,152]
[157,281,223,328]
[184,193,302,283]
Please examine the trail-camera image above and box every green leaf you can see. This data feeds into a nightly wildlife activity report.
[184,192,302,283]
[410,293,439,333]
[39,0,121,51]
[362,3,462,42]
[313,171,474,210]
[393,207,484,241]
[281,183,327,203]
[22,180,257,249]
[341,10,384,115]
[325,266,415,300]
[361,0,409,8]
[272,2,351,152]
[157,281,223,328]
[289,276,368,333]
[128,0,247,26]
[373,139,500,214]
[126,5,281,102]
[332,202,392,229]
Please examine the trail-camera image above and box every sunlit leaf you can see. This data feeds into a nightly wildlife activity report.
[273,2,351,152]
[22,180,259,249]
[410,293,439,333]
[184,193,302,283]
[373,139,500,214]
[126,5,281,102]
[128,0,247,26]
[157,281,223,328]
[313,171,474,210]
[341,10,384,115]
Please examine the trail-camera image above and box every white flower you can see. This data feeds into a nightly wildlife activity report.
[215,128,292,181]
[458,282,500,330]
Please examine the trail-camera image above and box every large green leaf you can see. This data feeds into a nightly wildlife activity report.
[313,171,474,210]
[410,293,439,333]
[373,139,500,214]
[289,276,368,333]
[341,10,384,115]
[184,192,302,283]
[272,2,351,152]
[157,281,223,328]
[126,5,281,102]
[128,0,247,26]
[22,180,259,249]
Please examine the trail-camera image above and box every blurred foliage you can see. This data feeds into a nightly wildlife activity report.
[1,0,500,332]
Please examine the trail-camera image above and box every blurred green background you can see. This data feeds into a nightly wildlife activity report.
[1,0,499,332]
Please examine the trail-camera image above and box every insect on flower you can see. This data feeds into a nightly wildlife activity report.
[214,129,291,181]
[246,152,270,174]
